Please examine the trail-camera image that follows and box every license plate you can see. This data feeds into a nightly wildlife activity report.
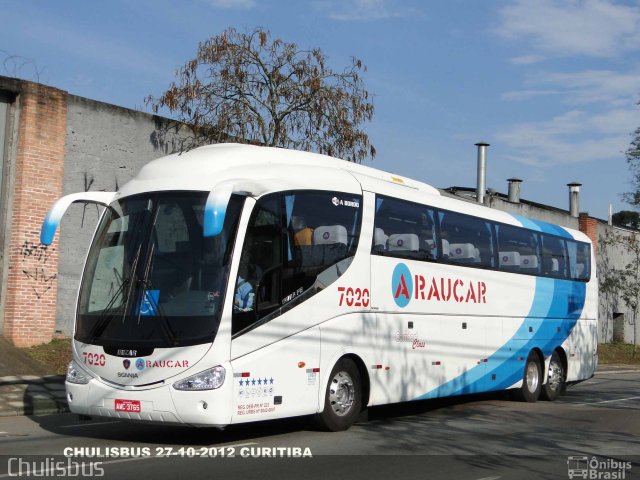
[114,399,141,412]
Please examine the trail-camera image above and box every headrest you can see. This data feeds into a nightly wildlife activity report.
[387,233,419,252]
[374,228,388,247]
[499,251,521,267]
[520,255,538,269]
[449,243,477,260]
[313,225,348,245]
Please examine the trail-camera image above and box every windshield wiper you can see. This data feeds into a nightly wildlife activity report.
[87,244,143,343]
[86,276,129,344]
[136,242,178,347]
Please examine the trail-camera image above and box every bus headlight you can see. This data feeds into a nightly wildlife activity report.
[66,360,91,385]
[173,366,226,391]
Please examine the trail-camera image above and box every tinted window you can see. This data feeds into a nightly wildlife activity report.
[77,192,244,348]
[370,196,591,282]
[373,196,438,260]
[496,224,540,273]
[568,241,591,280]
[284,191,360,293]
[232,191,361,336]
[439,210,495,267]
[541,235,567,278]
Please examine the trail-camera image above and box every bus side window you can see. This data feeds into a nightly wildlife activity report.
[283,191,361,300]
[373,196,437,261]
[439,211,494,267]
[568,240,591,280]
[233,191,361,337]
[541,235,568,278]
[496,224,540,274]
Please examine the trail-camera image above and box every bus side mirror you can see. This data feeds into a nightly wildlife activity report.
[204,180,262,237]
[204,185,234,237]
[41,192,116,246]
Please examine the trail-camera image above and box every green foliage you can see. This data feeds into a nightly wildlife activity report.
[624,121,640,206]
[612,211,640,230]
[147,27,375,163]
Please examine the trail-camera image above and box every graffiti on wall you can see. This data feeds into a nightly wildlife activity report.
[81,172,100,228]
[21,241,57,299]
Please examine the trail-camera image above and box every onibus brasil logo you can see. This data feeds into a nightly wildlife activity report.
[391,263,487,308]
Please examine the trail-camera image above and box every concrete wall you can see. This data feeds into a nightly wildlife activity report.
[597,223,638,344]
[55,95,191,335]
[486,196,579,230]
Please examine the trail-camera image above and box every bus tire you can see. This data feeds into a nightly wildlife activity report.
[515,352,543,402]
[541,351,565,401]
[315,358,362,431]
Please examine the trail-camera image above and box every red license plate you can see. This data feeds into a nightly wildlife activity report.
[114,399,141,412]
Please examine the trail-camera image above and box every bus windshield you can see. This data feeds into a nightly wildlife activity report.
[76,191,244,348]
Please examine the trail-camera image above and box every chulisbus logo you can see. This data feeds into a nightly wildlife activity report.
[392,263,413,308]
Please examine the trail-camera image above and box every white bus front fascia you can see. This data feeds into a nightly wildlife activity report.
[41,192,117,246]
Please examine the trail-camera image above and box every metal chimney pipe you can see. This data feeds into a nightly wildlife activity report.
[567,182,582,218]
[507,177,522,203]
[475,142,490,204]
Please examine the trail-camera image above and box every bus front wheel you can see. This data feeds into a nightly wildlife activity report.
[315,358,362,431]
[515,352,543,402]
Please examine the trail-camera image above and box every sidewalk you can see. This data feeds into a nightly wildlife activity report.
[0,337,68,417]
[595,363,640,374]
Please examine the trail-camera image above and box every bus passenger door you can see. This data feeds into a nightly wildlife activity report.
[229,188,365,422]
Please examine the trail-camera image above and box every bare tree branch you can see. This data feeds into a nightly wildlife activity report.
[146,27,375,163]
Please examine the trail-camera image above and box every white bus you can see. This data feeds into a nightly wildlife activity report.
[42,144,597,431]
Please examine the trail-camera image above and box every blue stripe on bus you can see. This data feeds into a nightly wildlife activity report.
[510,213,573,239]
[413,277,586,400]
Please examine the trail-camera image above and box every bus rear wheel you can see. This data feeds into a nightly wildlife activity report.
[315,358,362,431]
[541,351,565,401]
[514,352,543,402]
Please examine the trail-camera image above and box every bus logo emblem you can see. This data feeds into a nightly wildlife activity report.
[392,263,413,308]
[123,359,131,370]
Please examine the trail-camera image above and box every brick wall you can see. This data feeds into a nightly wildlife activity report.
[578,213,599,254]
[2,81,67,347]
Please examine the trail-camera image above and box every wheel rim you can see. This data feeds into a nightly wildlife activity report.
[547,359,563,392]
[329,370,355,417]
[526,361,540,393]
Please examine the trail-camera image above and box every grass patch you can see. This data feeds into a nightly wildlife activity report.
[23,338,72,375]
[598,343,640,365]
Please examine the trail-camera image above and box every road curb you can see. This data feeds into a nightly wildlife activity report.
[595,365,640,375]
[0,375,69,417]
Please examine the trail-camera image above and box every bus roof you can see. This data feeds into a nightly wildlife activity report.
[116,143,589,244]
[118,143,441,198]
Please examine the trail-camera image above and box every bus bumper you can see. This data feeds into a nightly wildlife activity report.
[66,377,233,427]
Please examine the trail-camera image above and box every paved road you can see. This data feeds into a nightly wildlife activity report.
[0,370,638,479]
